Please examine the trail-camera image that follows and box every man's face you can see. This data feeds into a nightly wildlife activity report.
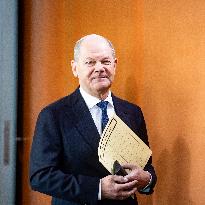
[71,37,117,97]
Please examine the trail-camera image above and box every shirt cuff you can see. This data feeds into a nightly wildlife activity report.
[140,171,152,193]
[98,179,102,200]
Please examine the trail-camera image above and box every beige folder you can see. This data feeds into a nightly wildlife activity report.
[98,114,152,174]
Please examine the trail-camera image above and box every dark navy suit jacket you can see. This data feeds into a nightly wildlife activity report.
[29,88,157,205]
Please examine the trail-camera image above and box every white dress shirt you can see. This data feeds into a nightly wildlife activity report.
[79,87,115,135]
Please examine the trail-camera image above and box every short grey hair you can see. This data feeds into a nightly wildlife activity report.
[73,34,116,62]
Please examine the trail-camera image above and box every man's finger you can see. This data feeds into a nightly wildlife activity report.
[113,175,128,183]
[122,163,139,170]
[117,179,138,190]
[118,187,138,200]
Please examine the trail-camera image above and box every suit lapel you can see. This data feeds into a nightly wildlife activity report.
[67,89,100,151]
[112,94,132,127]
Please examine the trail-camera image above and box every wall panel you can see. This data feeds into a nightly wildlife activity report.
[0,1,18,205]
[19,1,205,205]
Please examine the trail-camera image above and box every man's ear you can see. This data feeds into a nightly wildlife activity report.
[113,58,118,72]
[71,60,78,77]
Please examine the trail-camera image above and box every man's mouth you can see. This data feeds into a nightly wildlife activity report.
[93,76,108,79]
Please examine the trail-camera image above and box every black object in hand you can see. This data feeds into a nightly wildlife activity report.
[113,160,128,176]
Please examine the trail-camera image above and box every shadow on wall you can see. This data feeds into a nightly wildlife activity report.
[169,137,191,205]
[156,138,191,205]
[153,88,192,204]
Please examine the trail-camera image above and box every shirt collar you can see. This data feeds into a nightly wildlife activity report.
[79,87,114,109]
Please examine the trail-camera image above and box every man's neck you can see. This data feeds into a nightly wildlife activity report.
[98,92,109,100]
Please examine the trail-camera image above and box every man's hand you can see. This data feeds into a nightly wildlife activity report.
[101,175,138,200]
[122,164,151,190]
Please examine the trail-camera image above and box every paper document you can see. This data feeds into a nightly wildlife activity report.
[98,114,152,173]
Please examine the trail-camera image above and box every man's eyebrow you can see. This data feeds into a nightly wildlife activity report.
[84,57,111,61]
[84,57,95,60]
[101,57,111,60]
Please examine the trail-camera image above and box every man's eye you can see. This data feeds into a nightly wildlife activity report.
[102,60,111,65]
[85,61,95,66]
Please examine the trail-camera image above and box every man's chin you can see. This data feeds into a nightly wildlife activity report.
[94,82,111,91]
[95,81,111,90]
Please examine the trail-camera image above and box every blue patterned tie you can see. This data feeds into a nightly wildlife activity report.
[97,101,109,132]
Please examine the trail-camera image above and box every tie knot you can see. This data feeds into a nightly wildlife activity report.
[97,101,109,110]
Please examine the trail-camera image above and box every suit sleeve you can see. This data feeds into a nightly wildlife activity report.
[29,108,99,204]
[136,107,157,194]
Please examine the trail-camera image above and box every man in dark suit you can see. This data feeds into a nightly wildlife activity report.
[30,34,157,205]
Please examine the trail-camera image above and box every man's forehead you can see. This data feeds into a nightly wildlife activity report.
[80,39,113,57]
[84,56,112,60]
[82,35,107,44]
[81,37,110,50]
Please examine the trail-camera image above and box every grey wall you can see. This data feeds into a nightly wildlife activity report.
[0,0,18,204]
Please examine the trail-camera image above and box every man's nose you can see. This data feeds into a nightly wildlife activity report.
[94,61,105,72]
